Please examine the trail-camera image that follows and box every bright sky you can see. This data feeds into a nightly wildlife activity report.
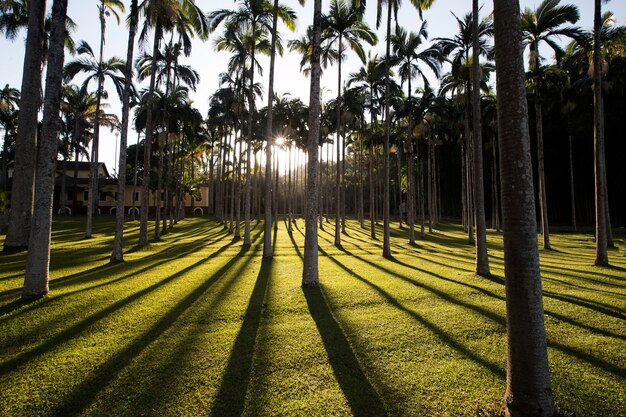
[1,0,623,174]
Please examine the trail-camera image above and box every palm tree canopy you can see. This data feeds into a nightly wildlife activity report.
[323,0,378,65]
[521,0,584,68]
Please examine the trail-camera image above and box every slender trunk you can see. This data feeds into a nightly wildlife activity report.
[369,142,375,239]
[358,128,365,228]
[464,87,475,243]
[593,0,608,265]
[493,1,554,414]
[407,79,415,244]
[600,98,613,247]
[302,0,322,287]
[85,2,109,239]
[4,0,46,252]
[397,144,402,228]
[139,25,161,246]
[111,0,138,261]
[382,1,392,258]
[335,33,343,247]
[535,102,550,249]
[567,120,576,231]
[461,133,467,231]
[427,135,432,233]
[59,157,67,213]
[23,0,67,298]
[472,0,490,275]
[235,131,242,239]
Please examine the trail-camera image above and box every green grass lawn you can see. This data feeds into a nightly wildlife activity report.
[0,216,624,417]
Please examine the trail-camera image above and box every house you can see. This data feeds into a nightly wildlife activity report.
[7,160,211,216]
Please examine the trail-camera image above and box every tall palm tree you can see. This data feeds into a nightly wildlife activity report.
[302,0,322,287]
[347,53,388,238]
[3,0,45,253]
[23,0,68,298]
[137,0,208,246]
[435,11,493,246]
[376,0,434,258]
[521,0,582,250]
[592,0,608,265]
[390,24,440,244]
[209,0,297,252]
[471,0,490,276]
[111,0,139,263]
[323,0,376,247]
[63,40,126,237]
[493,0,554,414]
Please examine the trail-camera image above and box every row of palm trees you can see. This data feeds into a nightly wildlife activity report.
[0,0,621,415]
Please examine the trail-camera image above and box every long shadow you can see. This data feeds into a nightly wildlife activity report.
[0,239,237,376]
[315,244,506,379]
[303,285,388,417]
[47,244,255,417]
[0,232,228,321]
[391,257,626,341]
[209,257,272,417]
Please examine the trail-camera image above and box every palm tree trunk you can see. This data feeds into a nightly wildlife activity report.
[111,0,138,262]
[358,128,365,228]
[535,102,550,249]
[302,0,322,287]
[235,132,242,240]
[4,0,46,253]
[593,0,608,265]
[493,1,554,414]
[139,25,162,246]
[381,1,392,258]
[85,1,110,239]
[369,142,375,239]
[567,121,576,231]
[59,158,67,214]
[461,134,467,231]
[472,0,490,276]
[334,33,343,247]
[23,0,68,298]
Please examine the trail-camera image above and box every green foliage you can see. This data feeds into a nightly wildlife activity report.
[0,217,624,416]
[0,190,9,214]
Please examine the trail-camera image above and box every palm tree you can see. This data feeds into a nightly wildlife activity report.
[435,11,493,246]
[137,0,208,246]
[376,0,434,258]
[521,0,582,250]
[323,0,376,247]
[390,24,440,244]
[471,0,490,276]
[111,0,139,263]
[63,40,126,237]
[493,0,554,414]
[347,53,389,239]
[23,0,68,298]
[302,0,322,287]
[3,0,45,253]
[209,0,297,252]
[592,0,608,265]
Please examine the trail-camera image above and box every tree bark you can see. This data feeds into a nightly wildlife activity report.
[139,25,162,246]
[4,0,46,253]
[472,0,490,276]
[493,1,554,415]
[302,0,322,287]
[382,0,392,258]
[593,0,608,265]
[23,0,68,299]
[334,33,343,247]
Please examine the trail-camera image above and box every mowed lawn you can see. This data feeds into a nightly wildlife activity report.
[0,216,624,417]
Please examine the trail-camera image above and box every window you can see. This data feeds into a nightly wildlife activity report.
[83,190,89,201]
[133,192,139,202]
[99,192,107,202]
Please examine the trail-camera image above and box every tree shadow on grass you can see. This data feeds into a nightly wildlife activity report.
[209,257,272,417]
[0,238,239,377]
[303,285,388,417]
[46,242,256,417]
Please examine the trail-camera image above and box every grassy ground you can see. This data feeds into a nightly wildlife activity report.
[0,216,624,417]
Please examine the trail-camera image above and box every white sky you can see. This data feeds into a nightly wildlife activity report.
[1,0,623,174]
